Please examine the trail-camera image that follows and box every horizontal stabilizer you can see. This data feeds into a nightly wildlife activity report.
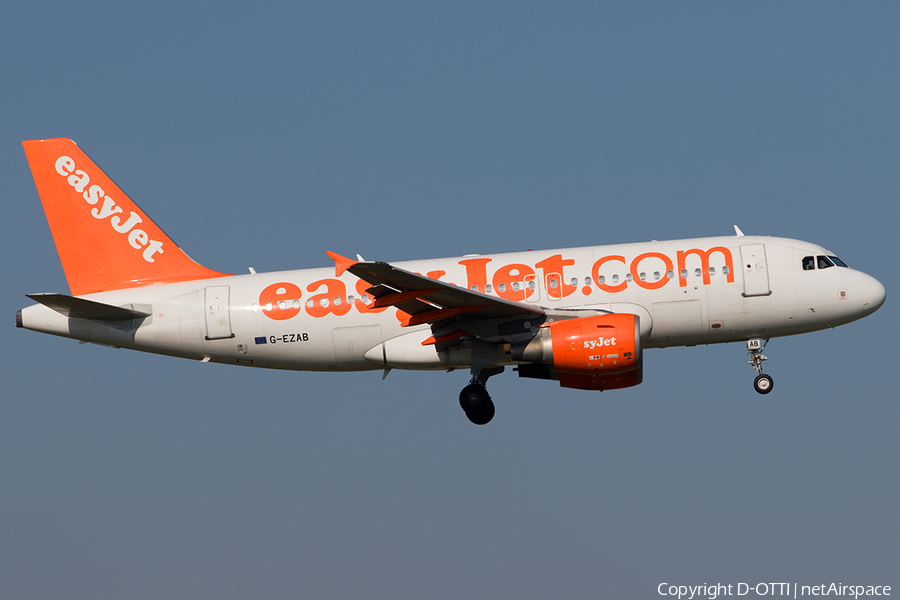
[26,293,151,321]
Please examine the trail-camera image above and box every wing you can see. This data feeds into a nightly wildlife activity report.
[325,252,545,344]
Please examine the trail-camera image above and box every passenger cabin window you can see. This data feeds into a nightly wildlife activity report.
[802,256,815,271]
[817,255,835,269]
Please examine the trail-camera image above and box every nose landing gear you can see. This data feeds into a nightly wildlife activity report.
[747,338,773,394]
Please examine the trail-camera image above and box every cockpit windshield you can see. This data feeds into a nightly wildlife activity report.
[817,255,835,269]
[803,255,849,270]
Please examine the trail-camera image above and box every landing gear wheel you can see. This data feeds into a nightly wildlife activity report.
[754,373,773,394]
[466,402,495,425]
[459,384,495,425]
[747,338,774,395]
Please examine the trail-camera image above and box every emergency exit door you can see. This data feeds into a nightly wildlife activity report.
[740,244,771,297]
[205,286,234,340]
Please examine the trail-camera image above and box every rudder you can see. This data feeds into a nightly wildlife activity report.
[23,138,230,295]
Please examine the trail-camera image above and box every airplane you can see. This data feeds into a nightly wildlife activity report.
[16,138,887,424]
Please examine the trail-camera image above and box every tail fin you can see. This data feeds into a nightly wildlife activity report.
[22,138,230,295]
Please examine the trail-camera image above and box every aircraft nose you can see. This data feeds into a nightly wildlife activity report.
[861,274,886,316]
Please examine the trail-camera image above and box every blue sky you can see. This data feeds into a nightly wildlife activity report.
[1,3,897,598]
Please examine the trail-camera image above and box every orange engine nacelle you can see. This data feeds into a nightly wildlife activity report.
[514,313,643,391]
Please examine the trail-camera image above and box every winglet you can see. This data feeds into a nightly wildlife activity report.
[734,225,745,237]
[325,251,358,277]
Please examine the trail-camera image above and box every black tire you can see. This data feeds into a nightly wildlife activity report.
[466,399,495,425]
[459,384,487,411]
[459,384,495,425]
[754,374,774,394]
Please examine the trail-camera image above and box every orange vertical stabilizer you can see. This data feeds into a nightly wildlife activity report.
[23,138,231,295]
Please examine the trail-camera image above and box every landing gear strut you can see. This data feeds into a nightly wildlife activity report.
[747,338,773,394]
[459,366,503,425]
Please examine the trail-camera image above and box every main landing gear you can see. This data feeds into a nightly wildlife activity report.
[459,366,503,425]
[747,338,773,394]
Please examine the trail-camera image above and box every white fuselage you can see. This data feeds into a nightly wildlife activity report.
[19,235,885,373]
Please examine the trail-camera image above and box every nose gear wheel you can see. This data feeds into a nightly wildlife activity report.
[754,373,773,394]
[747,338,773,394]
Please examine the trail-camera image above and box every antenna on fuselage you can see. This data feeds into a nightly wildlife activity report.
[734,225,745,237]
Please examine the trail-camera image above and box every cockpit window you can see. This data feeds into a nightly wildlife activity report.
[802,256,815,271]
[829,255,848,267]
[817,255,835,269]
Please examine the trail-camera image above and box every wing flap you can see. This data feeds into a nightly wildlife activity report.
[370,289,440,309]
[402,305,488,327]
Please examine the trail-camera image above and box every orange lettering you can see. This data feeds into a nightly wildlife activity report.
[459,258,492,292]
[259,282,303,320]
[354,278,388,313]
[394,308,412,325]
[591,255,627,293]
[677,247,734,287]
[306,278,352,317]
[535,254,576,299]
[630,252,674,290]
[492,263,535,301]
